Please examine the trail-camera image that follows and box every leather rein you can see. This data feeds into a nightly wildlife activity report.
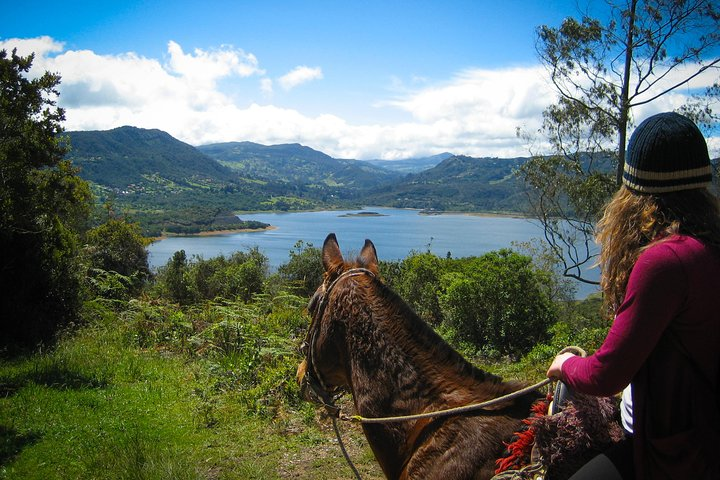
[298,266,559,480]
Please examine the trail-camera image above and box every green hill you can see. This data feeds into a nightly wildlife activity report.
[198,141,402,189]
[68,126,238,189]
[63,126,553,233]
[362,155,530,213]
[65,127,273,236]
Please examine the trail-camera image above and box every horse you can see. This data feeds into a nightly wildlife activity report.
[296,233,545,480]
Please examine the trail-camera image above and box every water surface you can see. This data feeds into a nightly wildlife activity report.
[148,207,600,298]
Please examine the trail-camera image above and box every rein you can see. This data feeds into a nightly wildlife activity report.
[343,377,553,424]
[300,267,575,479]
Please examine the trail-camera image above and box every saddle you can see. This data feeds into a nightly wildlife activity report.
[492,382,625,480]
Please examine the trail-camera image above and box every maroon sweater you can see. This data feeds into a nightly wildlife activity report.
[561,235,720,479]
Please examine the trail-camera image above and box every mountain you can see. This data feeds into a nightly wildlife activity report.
[67,126,238,189]
[365,152,454,174]
[65,127,273,236]
[64,126,542,234]
[198,141,402,188]
[362,155,530,213]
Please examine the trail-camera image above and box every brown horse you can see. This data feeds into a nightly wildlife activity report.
[297,234,543,480]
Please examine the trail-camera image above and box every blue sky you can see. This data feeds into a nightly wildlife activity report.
[3,0,718,159]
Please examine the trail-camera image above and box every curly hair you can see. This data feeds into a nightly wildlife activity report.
[595,186,720,316]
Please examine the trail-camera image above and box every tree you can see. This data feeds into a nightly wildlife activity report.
[394,251,445,326]
[85,217,151,296]
[0,49,92,347]
[160,250,195,304]
[277,240,323,297]
[439,250,557,359]
[521,0,720,283]
[200,249,268,301]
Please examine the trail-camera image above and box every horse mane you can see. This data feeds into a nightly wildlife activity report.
[372,277,505,386]
[330,258,528,408]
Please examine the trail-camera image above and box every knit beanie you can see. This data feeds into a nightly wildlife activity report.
[623,112,712,193]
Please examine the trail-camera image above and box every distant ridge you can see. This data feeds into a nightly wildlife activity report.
[67,126,238,188]
[63,125,555,233]
[365,152,454,174]
[364,155,530,213]
[198,141,402,188]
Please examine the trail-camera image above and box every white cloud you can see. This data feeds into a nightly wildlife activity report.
[260,77,273,95]
[165,41,263,88]
[278,65,323,91]
[1,37,715,160]
[0,35,64,58]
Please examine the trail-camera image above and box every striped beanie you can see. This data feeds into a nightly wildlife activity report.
[623,112,712,193]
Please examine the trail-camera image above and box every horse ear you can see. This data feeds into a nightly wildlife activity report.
[358,239,379,273]
[322,233,344,271]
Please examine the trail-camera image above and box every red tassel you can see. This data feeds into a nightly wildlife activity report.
[494,399,550,474]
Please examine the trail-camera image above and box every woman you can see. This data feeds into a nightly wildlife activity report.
[547,112,720,479]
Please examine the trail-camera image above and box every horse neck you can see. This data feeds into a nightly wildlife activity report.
[332,280,512,477]
[338,279,505,418]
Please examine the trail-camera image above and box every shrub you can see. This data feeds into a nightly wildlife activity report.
[277,240,323,297]
[393,252,445,325]
[85,218,150,296]
[439,249,557,359]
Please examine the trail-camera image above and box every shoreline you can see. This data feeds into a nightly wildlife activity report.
[235,206,532,219]
[417,208,532,219]
[151,225,277,242]
[149,207,532,242]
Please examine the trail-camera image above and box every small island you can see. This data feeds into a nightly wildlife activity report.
[338,211,388,218]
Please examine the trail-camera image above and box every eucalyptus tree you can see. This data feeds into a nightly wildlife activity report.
[520,0,720,283]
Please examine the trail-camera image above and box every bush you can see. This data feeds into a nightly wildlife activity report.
[393,252,445,325]
[439,249,557,359]
[277,240,323,297]
[85,217,151,296]
[154,248,269,304]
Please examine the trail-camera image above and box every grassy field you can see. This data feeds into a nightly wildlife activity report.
[0,301,384,480]
[0,290,595,479]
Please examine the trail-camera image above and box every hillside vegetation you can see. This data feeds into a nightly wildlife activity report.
[1,237,607,479]
[364,155,530,213]
[66,127,538,235]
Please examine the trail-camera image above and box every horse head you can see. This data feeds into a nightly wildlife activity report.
[297,233,380,410]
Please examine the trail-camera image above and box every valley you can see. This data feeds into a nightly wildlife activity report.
[65,126,533,236]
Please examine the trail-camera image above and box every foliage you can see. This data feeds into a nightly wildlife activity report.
[0,49,92,347]
[523,0,720,282]
[85,217,151,296]
[277,240,324,297]
[439,250,558,359]
[511,238,578,303]
[392,251,446,325]
[152,248,269,304]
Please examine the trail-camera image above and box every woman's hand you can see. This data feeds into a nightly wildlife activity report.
[546,352,577,381]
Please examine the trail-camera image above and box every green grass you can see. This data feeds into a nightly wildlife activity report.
[0,303,383,480]
[1,291,602,479]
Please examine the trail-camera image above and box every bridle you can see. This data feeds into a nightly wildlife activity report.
[299,267,376,416]
[298,265,563,480]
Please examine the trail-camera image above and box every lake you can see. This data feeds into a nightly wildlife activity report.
[147,207,600,298]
